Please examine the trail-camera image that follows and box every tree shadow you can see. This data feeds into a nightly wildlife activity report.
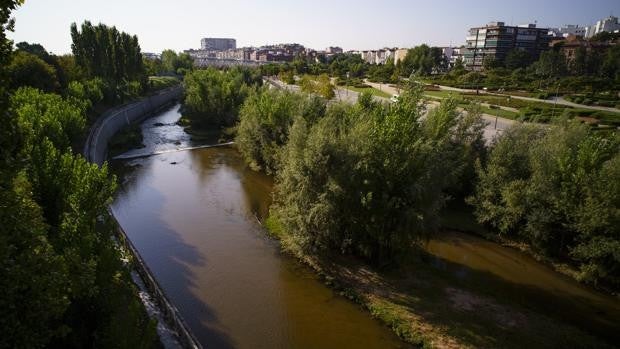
[112,164,235,349]
[361,248,620,348]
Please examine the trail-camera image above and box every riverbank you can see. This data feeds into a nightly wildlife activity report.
[263,214,617,348]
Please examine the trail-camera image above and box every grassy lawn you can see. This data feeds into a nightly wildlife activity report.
[148,76,180,91]
[479,106,520,120]
[423,90,459,99]
[344,85,392,98]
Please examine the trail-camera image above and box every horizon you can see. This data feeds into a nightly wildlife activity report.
[8,0,620,54]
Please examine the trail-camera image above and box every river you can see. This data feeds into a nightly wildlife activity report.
[111,104,407,349]
[111,104,619,348]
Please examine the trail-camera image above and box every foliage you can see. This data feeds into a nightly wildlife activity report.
[0,6,158,347]
[8,50,59,92]
[70,21,145,103]
[504,48,533,70]
[470,122,620,287]
[401,45,445,76]
[298,73,335,99]
[183,66,262,127]
[272,86,484,262]
[236,88,326,173]
[160,49,193,75]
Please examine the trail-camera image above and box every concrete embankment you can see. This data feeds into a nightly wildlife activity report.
[83,86,202,349]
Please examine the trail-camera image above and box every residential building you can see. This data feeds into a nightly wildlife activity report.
[440,47,464,68]
[549,24,588,38]
[200,38,237,51]
[585,16,620,38]
[326,46,343,54]
[550,34,615,63]
[394,48,409,64]
[464,21,551,71]
[355,48,396,65]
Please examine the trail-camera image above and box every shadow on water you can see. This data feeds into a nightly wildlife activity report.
[374,240,620,348]
[112,160,236,349]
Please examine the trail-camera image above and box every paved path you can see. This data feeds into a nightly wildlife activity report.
[419,82,620,114]
[267,77,513,142]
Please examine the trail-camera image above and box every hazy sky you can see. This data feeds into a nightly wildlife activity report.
[8,0,620,54]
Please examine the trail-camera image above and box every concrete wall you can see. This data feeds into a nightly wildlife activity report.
[83,86,202,349]
[84,86,184,166]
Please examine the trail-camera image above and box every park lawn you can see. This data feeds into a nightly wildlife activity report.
[148,76,180,91]
[479,106,520,120]
[423,90,460,99]
[344,85,392,98]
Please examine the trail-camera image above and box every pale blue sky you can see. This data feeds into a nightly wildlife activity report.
[8,0,620,54]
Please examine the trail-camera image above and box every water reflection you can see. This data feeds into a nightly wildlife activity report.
[112,105,407,349]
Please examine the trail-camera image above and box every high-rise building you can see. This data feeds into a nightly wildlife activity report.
[585,16,620,38]
[200,38,237,51]
[464,22,551,71]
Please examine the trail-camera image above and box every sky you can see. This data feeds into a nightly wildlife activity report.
[8,0,620,54]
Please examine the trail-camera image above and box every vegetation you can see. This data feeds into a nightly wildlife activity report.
[298,73,335,99]
[182,67,262,128]
[70,21,146,104]
[236,89,326,174]
[159,49,193,75]
[470,122,619,288]
[148,75,180,92]
[0,3,159,347]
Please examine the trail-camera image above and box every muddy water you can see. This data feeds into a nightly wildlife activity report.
[111,105,407,349]
[425,231,620,342]
[112,104,619,347]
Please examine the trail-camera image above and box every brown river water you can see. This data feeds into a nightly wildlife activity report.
[111,104,619,348]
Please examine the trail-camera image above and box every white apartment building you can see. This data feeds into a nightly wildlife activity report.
[585,16,620,38]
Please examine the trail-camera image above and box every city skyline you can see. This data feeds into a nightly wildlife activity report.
[8,0,620,54]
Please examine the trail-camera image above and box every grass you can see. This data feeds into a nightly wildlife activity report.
[423,89,620,125]
[148,76,180,92]
[343,85,392,98]
[260,213,615,349]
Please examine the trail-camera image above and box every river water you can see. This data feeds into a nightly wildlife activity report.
[111,105,407,349]
[112,104,619,348]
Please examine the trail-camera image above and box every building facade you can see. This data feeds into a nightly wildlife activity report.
[549,24,588,38]
[200,38,237,51]
[585,16,620,38]
[464,22,551,71]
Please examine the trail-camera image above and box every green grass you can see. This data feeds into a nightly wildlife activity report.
[344,85,392,98]
[479,106,520,120]
[148,76,180,92]
[423,90,458,99]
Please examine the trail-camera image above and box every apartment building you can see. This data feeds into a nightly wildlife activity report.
[200,38,237,51]
[464,22,551,70]
[585,16,620,38]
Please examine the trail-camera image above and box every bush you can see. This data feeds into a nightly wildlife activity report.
[471,122,620,288]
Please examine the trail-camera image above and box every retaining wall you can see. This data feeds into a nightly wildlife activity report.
[83,86,203,349]
[85,86,184,166]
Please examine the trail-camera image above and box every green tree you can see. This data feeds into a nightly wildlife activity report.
[504,49,532,70]
[183,67,261,127]
[8,50,59,91]
[236,88,326,173]
[471,122,620,287]
[273,86,484,262]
